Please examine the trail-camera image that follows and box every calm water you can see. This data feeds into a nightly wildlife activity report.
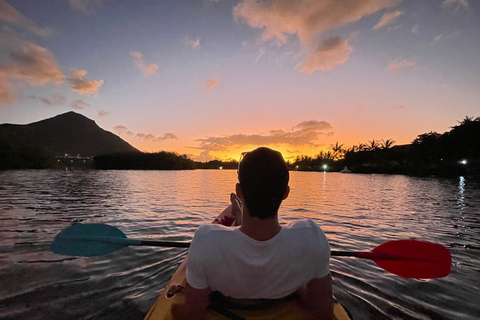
[0,170,478,320]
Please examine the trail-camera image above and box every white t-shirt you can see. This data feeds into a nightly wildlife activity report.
[186,218,330,299]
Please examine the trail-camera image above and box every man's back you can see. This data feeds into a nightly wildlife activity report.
[186,218,330,299]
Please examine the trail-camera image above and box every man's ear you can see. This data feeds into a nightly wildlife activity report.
[235,183,244,199]
[282,186,290,200]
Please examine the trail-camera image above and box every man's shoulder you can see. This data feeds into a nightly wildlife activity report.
[190,224,238,258]
[193,224,237,241]
[197,223,234,233]
[285,218,321,230]
[284,219,329,249]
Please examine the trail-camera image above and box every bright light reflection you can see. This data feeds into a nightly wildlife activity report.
[458,176,465,210]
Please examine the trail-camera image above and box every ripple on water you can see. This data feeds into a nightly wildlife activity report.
[0,170,479,319]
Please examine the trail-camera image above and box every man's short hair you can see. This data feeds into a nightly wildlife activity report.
[238,147,289,219]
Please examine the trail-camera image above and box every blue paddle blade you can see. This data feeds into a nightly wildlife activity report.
[51,223,135,256]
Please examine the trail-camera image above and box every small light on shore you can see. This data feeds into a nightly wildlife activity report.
[322,164,328,170]
[460,160,467,165]
[219,166,223,170]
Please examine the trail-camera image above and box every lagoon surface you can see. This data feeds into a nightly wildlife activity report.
[0,170,479,320]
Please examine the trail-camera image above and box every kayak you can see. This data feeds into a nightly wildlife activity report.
[145,206,352,320]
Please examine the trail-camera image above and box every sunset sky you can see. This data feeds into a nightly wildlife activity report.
[0,0,478,161]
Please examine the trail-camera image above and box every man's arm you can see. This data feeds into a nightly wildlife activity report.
[297,273,333,320]
[172,283,211,320]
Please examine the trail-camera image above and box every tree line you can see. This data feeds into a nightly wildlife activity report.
[94,151,239,170]
[2,116,478,176]
[290,116,480,176]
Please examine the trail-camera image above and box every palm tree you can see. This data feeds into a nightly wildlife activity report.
[380,139,395,149]
[358,143,367,151]
[329,142,345,160]
[367,139,379,151]
[347,145,358,153]
[458,116,474,126]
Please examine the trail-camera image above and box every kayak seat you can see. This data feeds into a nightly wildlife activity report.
[209,291,298,310]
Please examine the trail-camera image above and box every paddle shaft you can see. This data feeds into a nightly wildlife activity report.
[56,235,191,248]
[141,240,190,248]
[57,236,439,261]
[51,223,452,278]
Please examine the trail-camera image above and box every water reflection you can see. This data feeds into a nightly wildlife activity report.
[457,176,465,210]
[0,170,479,320]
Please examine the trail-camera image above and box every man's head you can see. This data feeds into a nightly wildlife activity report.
[237,147,289,219]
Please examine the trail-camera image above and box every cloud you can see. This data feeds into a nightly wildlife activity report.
[256,47,266,61]
[0,35,64,102]
[155,133,178,141]
[186,37,200,49]
[433,34,443,44]
[193,120,332,151]
[144,134,156,142]
[233,0,399,47]
[297,37,353,73]
[113,125,128,134]
[72,99,90,109]
[0,0,55,36]
[372,10,403,30]
[442,0,468,11]
[0,73,14,103]
[205,78,220,92]
[411,24,419,34]
[130,51,159,75]
[98,110,109,117]
[433,31,461,44]
[195,151,221,162]
[134,132,178,142]
[387,59,416,70]
[114,125,177,142]
[67,69,103,95]
[69,0,102,14]
[29,94,66,106]
[0,35,65,86]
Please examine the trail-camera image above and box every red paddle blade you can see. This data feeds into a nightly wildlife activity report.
[364,240,451,278]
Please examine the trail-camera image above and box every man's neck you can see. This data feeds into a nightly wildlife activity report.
[239,211,282,241]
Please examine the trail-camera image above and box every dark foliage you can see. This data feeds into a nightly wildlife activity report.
[292,116,480,177]
[95,151,196,170]
[0,131,56,169]
[195,160,238,169]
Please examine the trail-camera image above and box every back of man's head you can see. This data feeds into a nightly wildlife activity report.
[238,147,289,219]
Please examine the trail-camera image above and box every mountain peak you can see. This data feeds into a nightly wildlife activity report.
[0,112,139,157]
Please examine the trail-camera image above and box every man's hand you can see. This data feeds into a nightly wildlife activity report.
[297,273,333,320]
[172,283,211,320]
[230,193,243,226]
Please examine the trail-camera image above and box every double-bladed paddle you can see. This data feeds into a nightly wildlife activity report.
[50,223,451,279]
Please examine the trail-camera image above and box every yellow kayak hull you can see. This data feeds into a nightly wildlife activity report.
[145,259,351,320]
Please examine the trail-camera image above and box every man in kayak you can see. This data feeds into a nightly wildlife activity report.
[173,147,333,319]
